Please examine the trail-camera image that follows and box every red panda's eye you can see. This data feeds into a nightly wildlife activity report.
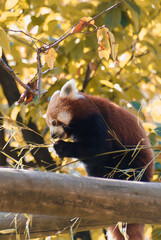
[52,120,56,126]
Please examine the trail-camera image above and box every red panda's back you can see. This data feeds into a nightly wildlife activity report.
[83,94,154,180]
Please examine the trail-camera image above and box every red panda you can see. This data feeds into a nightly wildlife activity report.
[46,79,154,240]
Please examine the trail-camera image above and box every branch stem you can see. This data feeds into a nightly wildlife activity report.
[39,1,123,53]
[0,58,37,96]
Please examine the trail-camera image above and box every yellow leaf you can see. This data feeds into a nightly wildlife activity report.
[0,228,15,234]
[100,80,114,88]
[0,27,10,52]
[45,48,57,69]
[112,43,118,61]
[150,100,161,122]
[97,27,109,47]
[118,51,132,68]
[142,122,155,132]
[97,27,111,61]
[5,0,19,10]
[108,31,118,61]
[98,48,110,61]
[97,27,118,61]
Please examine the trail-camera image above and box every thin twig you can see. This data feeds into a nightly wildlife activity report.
[39,1,123,53]
[1,1,123,96]
[4,29,47,45]
[82,60,102,91]
[36,48,42,98]
[88,1,123,23]
[39,32,73,52]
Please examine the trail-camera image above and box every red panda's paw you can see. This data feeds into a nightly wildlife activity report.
[54,140,68,158]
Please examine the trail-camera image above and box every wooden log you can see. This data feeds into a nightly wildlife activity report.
[0,168,161,224]
[0,212,112,240]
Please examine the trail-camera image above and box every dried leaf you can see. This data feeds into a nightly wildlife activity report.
[72,17,95,33]
[97,27,111,61]
[97,27,109,44]
[98,47,110,60]
[81,17,95,26]
[0,27,10,52]
[97,26,118,61]
[108,31,118,61]
[17,79,37,104]
[45,48,57,69]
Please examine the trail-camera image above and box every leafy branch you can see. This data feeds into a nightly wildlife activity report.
[39,1,122,53]
[0,1,122,104]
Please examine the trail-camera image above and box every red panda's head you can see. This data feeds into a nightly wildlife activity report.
[46,79,86,139]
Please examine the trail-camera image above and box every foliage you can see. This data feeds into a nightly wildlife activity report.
[0,0,161,239]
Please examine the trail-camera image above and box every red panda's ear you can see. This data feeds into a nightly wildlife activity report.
[50,90,60,101]
[60,79,82,99]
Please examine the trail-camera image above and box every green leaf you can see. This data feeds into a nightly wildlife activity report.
[104,7,121,31]
[154,127,161,137]
[64,38,77,55]
[47,20,62,35]
[121,11,131,28]
[124,0,140,32]
[0,27,10,52]
[31,15,46,26]
[71,41,85,61]
[149,132,157,146]
[85,35,97,50]
[141,40,157,55]
[76,2,93,10]
[155,162,161,170]
[125,0,140,16]
[152,228,161,240]
[131,101,141,112]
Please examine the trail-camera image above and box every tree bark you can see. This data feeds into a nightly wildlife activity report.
[0,54,55,169]
[0,212,109,240]
[0,168,161,224]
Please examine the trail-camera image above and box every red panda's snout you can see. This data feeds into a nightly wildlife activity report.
[46,113,72,140]
[46,100,72,140]
[46,79,84,140]
[50,124,67,139]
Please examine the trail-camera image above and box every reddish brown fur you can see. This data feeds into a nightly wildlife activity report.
[46,90,154,240]
[47,92,154,180]
[108,224,144,240]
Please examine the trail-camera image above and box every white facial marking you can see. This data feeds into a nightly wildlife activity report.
[57,111,72,125]
[48,117,54,125]
[49,125,67,139]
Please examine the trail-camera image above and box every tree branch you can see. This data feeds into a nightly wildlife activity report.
[39,1,123,53]
[0,212,109,240]
[88,1,123,23]
[0,54,56,169]
[0,168,161,225]
[36,48,42,98]
[0,58,37,96]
